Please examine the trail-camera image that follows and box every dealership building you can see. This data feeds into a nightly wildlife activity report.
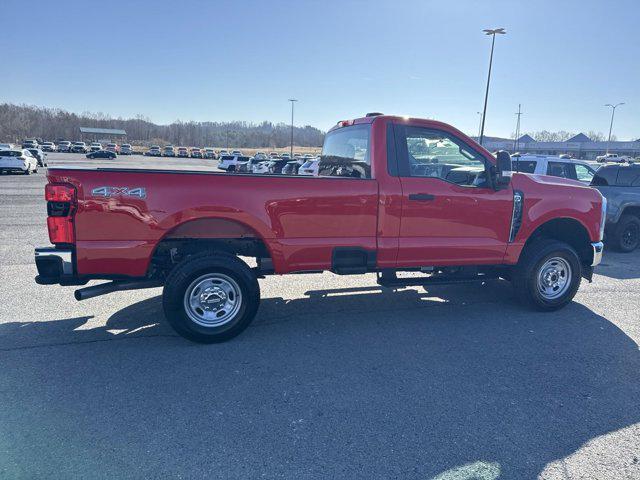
[477,133,640,160]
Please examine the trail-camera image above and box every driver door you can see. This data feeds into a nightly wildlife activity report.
[394,123,514,266]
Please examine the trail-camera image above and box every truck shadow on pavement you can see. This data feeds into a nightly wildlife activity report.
[1,280,639,479]
[595,249,640,280]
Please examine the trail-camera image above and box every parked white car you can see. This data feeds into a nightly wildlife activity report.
[218,155,250,172]
[145,146,162,156]
[120,144,133,155]
[71,142,88,153]
[0,143,15,150]
[90,142,102,152]
[511,154,598,184]
[251,160,272,174]
[0,149,39,174]
[40,142,57,152]
[297,158,320,176]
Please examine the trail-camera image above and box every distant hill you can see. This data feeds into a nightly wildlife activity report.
[0,103,325,148]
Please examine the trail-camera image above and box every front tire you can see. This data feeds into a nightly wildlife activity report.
[163,252,260,343]
[512,238,582,311]
[610,214,640,252]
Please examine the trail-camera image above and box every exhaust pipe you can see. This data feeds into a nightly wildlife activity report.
[74,280,162,301]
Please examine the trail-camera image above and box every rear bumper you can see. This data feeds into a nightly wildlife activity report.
[591,241,604,267]
[34,247,86,286]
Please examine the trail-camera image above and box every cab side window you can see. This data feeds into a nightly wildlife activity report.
[616,168,640,187]
[396,126,489,187]
[319,124,371,179]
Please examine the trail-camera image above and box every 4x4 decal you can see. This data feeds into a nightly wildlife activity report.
[91,186,146,199]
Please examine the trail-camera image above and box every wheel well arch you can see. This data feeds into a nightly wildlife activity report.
[620,205,640,221]
[523,217,592,265]
[148,217,274,278]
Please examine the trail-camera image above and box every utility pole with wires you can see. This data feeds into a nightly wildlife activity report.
[513,104,523,152]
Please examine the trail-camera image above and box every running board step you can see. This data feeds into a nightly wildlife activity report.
[377,273,498,288]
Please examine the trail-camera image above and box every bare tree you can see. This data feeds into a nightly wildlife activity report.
[0,103,325,148]
[527,130,576,142]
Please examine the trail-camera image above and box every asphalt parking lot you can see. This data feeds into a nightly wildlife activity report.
[1,154,639,479]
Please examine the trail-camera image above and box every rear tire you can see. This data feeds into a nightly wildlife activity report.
[610,214,640,252]
[163,252,260,343]
[512,238,582,311]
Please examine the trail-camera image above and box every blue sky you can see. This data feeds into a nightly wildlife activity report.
[2,0,638,139]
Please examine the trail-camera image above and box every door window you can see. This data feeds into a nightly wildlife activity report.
[547,162,577,180]
[513,159,537,173]
[397,126,489,187]
[575,164,596,183]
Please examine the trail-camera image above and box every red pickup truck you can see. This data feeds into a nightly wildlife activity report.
[35,114,606,343]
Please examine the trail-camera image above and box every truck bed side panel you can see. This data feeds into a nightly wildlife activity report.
[48,169,379,275]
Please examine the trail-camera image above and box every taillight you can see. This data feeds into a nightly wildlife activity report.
[45,183,76,245]
[46,184,75,202]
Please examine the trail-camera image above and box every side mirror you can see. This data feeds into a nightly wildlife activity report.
[494,150,512,188]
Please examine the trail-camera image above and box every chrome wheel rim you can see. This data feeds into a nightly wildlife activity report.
[184,273,242,327]
[537,257,572,300]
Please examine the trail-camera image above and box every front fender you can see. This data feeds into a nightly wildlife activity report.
[503,174,602,264]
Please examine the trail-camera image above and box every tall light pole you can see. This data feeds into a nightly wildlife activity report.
[605,102,624,154]
[479,27,506,146]
[288,98,298,158]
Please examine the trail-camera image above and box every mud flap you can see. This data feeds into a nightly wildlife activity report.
[582,265,593,283]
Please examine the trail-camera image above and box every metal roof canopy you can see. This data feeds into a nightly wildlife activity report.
[79,127,127,136]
